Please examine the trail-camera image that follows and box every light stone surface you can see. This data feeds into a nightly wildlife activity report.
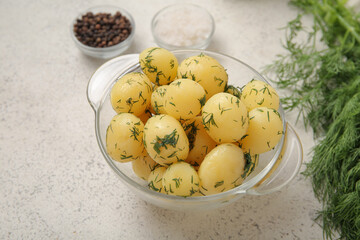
[0,0,326,239]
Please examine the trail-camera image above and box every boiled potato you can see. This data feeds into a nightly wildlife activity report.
[106,113,145,162]
[240,79,280,111]
[132,152,158,180]
[139,47,178,86]
[239,107,283,154]
[202,92,249,143]
[148,166,167,193]
[177,53,228,98]
[164,79,206,120]
[150,85,169,115]
[182,116,217,169]
[198,143,246,195]
[162,162,200,197]
[143,114,189,166]
[110,72,153,116]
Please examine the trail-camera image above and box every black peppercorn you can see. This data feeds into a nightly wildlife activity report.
[73,11,132,48]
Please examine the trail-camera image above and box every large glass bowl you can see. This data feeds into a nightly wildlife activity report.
[87,50,303,210]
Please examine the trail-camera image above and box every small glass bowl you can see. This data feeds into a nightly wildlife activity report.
[151,4,215,50]
[87,50,303,211]
[70,5,135,59]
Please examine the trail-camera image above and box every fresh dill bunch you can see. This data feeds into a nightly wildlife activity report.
[265,0,360,239]
[309,92,360,240]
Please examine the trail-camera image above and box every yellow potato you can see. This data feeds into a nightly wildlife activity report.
[132,152,158,180]
[162,162,200,197]
[240,79,280,111]
[198,143,246,195]
[164,79,206,120]
[202,92,249,143]
[148,166,167,193]
[150,85,169,115]
[239,107,283,154]
[106,113,145,162]
[110,72,153,116]
[177,53,228,98]
[182,116,217,169]
[143,114,189,166]
[139,47,178,86]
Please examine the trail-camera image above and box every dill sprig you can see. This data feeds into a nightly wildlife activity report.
[265,0,360,239]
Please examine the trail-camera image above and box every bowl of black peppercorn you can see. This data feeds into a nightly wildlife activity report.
[71,6,135,59]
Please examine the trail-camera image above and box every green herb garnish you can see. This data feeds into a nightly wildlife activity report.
[129,126,141,142]
[265,1,360,238]
[183,120,199,151]
[172,177,181,188]
[202,111,218,130]
[199,95,206,107]
[214,181,224,188]
[152,129,179,154]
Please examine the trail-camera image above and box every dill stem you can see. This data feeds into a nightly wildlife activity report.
[324,3,360,44]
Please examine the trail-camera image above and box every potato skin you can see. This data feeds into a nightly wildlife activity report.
[239,107,283,154]
[177,53,228,98]
[198,143,245,195]
[143,114,189,166]
[148,166,167,193]
[240,79,280,111]
[164,79,206,120]
[106,113,145,162]
[110,72,153,116]
[151,85,169,115]
[132,152,158,180]
[182,116,217,169]
[139,47,178,86]
[162,162,200,197]
[202,92,249,143]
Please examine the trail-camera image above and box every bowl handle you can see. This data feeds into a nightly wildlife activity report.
[246,123,303,195]
[87,54,139,111]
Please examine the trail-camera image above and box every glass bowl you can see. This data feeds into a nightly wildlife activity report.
[70,5,135,59]
[151,4,215,50]
[87,50,303,210]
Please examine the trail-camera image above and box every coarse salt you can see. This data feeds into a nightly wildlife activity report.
[154,5,213,47]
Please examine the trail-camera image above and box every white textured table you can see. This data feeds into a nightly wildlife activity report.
[1,0,324,239]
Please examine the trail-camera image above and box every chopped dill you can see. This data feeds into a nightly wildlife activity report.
[183,120,199,151]
[172,177,181,188]
[152,129,179,154]
[202,111,218,130]
[120,154,133,160]
[214,76,224,86]
[129,126,141,142]
[214,180,224,188]
[148,181,160,192]
[199,95,206,107]
[257,98,265,105]
[265,1,360,238]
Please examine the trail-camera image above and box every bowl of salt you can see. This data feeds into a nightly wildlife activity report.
[151,4,215,50]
